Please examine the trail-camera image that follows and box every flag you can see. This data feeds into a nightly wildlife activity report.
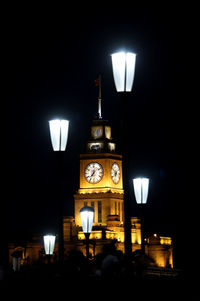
[94,78,99,86]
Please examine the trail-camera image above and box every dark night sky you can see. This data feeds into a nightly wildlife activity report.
[4,5,186,268]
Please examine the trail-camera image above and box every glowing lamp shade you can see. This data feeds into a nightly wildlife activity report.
[133,177,149,204]
[111,51,136,92]
[80,206,94,234]
[43,235,56,255]
[49,119,69,151]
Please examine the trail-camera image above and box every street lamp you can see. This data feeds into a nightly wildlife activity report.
[49,119,69,264]
[111,50,136,258]
[43,235,56,264]
[49,119,69,151]
[43,235,56,255]
[43,235,56,263]
[80,206,94,259]
[111,51,136,92]
[133,177,149,252]
[133,178,149,205]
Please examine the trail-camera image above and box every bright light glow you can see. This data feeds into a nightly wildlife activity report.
[133,177,149,204]
[43,235,56,255]
[80,206,94,234]
[49,119,69,151]
[111,51,136,92]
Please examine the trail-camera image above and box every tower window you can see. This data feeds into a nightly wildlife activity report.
[98,201,102,223]
[115,201,117,215]
[91,202,95,222]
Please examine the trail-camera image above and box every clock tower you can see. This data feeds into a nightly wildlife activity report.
[74,116,126,247]
[74,117,124,225]
[74,78,128,251]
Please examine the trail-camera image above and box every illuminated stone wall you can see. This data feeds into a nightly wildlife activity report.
[74,192,124,227]
[63,216,78,241]
[8,225,173,269]
[145,234,173,268]
[79,154,123,193]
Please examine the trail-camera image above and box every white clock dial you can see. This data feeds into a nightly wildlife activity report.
[84,162,103,184]
[111,163,120,184]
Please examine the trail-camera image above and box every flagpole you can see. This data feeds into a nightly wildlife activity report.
[98,74,102,119]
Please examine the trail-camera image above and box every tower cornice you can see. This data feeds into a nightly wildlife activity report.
[80,153,122,160]
[74,191,124,199]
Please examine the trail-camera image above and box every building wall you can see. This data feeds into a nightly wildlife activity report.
[145,235,173,268]
[74,192,124,227]
[8,224,173,269]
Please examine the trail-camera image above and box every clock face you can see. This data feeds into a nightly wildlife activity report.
[111,163,120,184]
[84,162,103,184]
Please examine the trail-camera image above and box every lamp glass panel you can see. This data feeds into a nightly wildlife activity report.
[125,52,136,91]
[111,52,126,92]
[49,120,61,151]
[133,178,142,204]
[60,120,69,151]
[141,178,149,204]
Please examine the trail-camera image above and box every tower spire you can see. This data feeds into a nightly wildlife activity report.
[96,74,102,119]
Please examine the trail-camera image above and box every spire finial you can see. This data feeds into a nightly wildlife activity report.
[95,74,102,119]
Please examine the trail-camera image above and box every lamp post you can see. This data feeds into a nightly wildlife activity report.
[133,177,149,252]
[49,119,69,264]
[43,235,56,263]
[111,51,136,258]
[80,206,94,259]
